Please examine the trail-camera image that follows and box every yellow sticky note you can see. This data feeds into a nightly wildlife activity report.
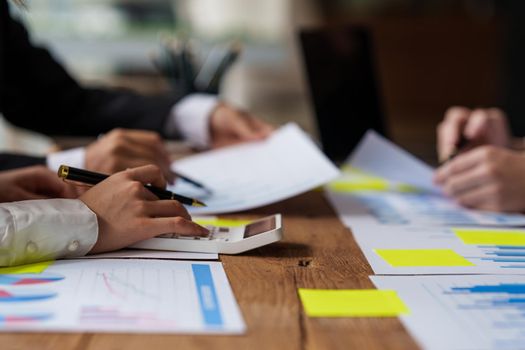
[298,289,409,317]
[193,218,252,227]
[330,166,418,193]
[0,261,53,275]
[453,228,525,246]
[329,179,389,193]
[374,249,474,267]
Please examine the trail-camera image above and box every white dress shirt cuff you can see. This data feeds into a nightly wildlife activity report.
[46,147,86,172]
[0,199,98,266]
[166,94,218,149]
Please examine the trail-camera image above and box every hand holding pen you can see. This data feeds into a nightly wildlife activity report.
[75,165,209,254]
[437,107,511,162]
[59,165,206,207]
[433,107,525,212]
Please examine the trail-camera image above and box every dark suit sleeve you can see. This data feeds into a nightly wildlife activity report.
[0,153,45,170]
[1,9,182,138]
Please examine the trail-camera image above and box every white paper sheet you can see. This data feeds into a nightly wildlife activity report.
[326,189,525,228]
[350,223,525,275]
[169,123,340,214]
[349,130,438,193]
[0,260,245,334]
[372,275,525,350]
[79,249,218,260]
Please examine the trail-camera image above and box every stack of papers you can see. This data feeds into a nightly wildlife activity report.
[320,130,525,349]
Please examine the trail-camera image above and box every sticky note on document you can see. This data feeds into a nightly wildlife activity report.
[298,289,409,317]
[374,249,474,267]
[453,228,525,246]
[0,261,53,275]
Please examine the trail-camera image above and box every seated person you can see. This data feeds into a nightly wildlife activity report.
[434,106,525,212]
[0,0,273,188]
[0,164,209,267]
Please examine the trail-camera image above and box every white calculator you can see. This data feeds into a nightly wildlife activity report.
[131,214,283,254]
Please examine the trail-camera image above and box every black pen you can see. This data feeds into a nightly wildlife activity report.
[445,134,470,163]
[58,165,206,207]
[174,172,213,193]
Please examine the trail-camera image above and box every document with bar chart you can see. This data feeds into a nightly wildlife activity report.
[325,130,525,227]
[352,224,525,275]
[372,275,525,350]
[0,260,245,334]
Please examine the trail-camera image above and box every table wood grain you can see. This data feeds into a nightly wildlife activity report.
[2,191,419,350]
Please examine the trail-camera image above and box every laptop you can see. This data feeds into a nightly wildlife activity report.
[299,26,388,162]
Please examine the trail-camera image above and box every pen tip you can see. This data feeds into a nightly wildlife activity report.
[193,200,207,207]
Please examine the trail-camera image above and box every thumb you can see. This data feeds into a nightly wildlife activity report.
[464,110,490,142]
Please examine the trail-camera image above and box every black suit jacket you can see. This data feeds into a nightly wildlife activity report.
[0,0,183,170]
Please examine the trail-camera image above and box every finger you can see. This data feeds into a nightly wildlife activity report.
[146,217,210,237]
[112,142,173,180]
[441,163,491,197]
[246,115,275,138]
[124,165,167,188]
[121,130,171,162]
[455,183,501,211]
[464,109,491,142]
[230,112,264,141]
[434,147,490,184]
[437,107,470,161]
[144,200,191,220]
[109,136,169,167]
[109,154,173,185]
[30,167,72,197]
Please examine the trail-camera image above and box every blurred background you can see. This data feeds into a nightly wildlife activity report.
[3,0,524,164]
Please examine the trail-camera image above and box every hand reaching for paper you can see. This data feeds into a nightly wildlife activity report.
[209,103,275,148]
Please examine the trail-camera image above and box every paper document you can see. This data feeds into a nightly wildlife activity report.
[170,123,340,214]
[0,260,245,334]
[349,130,437,192]
[326,167,525,227]
[372,275,525,350]
[79,249,218,260]
[351,224,525,275]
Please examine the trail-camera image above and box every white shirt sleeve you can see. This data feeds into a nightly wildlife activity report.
[165,93,219,149]
[0,199,98,267]
[46,147,86,172]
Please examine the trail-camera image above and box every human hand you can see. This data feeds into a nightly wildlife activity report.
[209,103,274,148]
[434,146,525,212]
[85,129,174,182]
[436,107,511,162]
[0,166,78,202]
[79,164,209,254]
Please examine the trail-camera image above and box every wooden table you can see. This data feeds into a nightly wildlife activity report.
[2,191,419,350]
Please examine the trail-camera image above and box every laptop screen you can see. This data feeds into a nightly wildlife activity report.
[299,26,387,162]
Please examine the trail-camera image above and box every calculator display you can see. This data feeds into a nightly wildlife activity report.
[243,216,276,238]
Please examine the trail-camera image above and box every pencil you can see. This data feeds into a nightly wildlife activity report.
[58,165,206,207]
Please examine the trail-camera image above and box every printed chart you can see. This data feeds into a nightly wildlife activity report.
[372,275,525,350]
[0,260,245,334]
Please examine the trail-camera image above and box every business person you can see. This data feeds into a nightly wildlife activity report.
[0,164,209,267]
[0,0,273,183]
[434,106,525,212]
